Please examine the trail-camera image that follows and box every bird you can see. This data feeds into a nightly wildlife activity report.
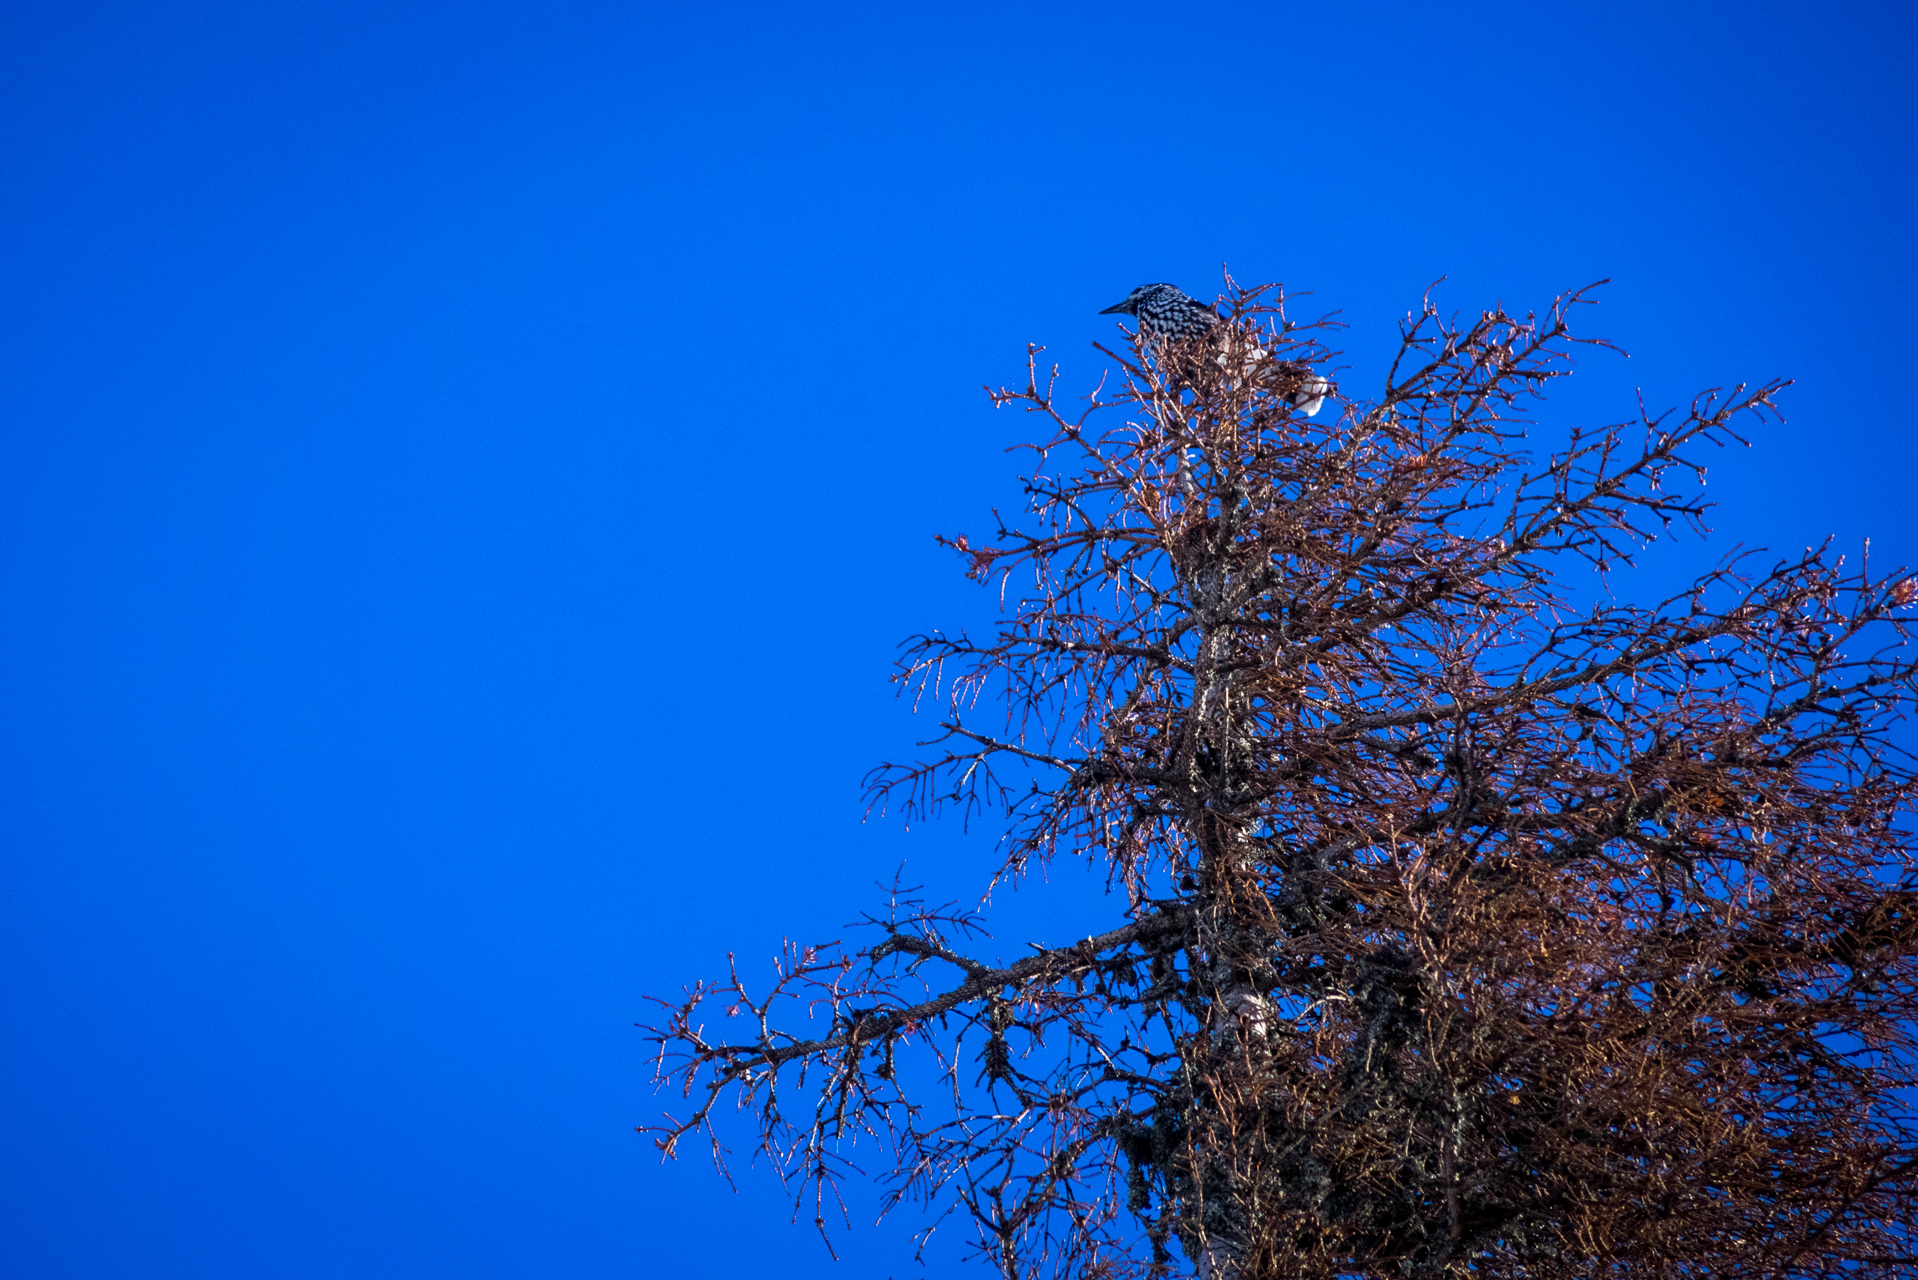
[1099,283,1329,416]
[1098,282,1224,346]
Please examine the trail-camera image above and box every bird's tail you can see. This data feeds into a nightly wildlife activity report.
[1291,374,1330,418]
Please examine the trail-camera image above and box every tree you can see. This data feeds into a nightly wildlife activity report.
[642,278,1918,1279]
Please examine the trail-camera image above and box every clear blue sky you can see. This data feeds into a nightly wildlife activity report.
[1,2,1913,1276]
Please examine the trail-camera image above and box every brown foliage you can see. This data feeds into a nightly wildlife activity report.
[641,278,1918,1278]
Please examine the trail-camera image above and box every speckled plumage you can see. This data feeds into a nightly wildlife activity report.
[1098,283,1222,345]
[1099,282,1330,417]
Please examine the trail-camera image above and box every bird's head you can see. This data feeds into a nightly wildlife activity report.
[1098,283,1178,316]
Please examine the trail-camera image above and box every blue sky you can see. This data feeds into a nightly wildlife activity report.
[1,2,1914,1276]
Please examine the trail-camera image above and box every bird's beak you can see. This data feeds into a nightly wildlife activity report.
[1098,300,1132,315]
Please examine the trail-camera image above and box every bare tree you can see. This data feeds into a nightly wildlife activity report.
[642,278,1918,1279]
